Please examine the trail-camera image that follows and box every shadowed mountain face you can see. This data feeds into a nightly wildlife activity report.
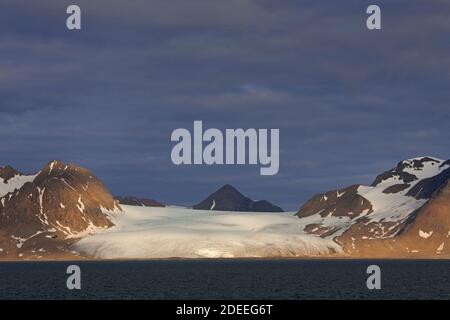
[115,196,165,207]
[0,160,121,260]
[193,184,284,212]
[0,165,21,182]
[296,157,450,257]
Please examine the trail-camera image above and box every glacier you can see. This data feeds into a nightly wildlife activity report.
[73,205,342,259]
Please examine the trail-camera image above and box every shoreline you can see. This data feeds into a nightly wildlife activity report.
[1,255,450,262]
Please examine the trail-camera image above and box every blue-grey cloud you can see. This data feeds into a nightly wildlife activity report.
[0,1,449,210]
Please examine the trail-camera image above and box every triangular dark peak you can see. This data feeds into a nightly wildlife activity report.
[193,184,283,212]
[215,184,244,195]
[219,184,236,191]
[0,165,21,182]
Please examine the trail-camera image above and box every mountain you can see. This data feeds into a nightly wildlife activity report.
[0,165,21,181]
[2,156,450,260]
[297,157,450,257]
[115,195,165,207]
[193,184,284,212]
[0,160,121,260]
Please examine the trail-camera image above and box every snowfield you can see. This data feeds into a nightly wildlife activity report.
[73,205,342,259]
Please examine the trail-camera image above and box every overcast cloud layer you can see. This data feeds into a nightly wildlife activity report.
[0,1,449,210]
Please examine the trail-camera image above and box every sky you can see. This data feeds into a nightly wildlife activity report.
[0,0,449,210]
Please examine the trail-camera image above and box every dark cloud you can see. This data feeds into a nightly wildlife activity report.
[0,1,449,210]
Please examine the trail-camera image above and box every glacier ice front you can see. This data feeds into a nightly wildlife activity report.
[74,205,342,259]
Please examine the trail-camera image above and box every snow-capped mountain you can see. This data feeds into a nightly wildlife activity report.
[193,184,284,212]
[297,157,450,257]
[0,160,121,259]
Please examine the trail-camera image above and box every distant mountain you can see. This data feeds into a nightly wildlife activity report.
[115,195,165,207]
[0,165,21,181]
[297,157,450,257]
[0,160,121,260]
[193,184,284,212]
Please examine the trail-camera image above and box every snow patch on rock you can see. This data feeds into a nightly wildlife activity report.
[419,230,433,239]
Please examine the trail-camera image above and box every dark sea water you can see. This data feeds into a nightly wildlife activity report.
[0,259,449,300]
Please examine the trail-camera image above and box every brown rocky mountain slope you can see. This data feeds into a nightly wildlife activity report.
[297,157,450,257]
[0,160,121,260]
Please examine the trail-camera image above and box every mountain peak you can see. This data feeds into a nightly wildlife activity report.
[0,165,21,182]
[397,156,442,170]
[41,160,67,174]
[221,183,235,189]
[371,156,448,187]
[217,184,242,194]
[193,184,283,212]
[403,156,441,162]
[47,159,64,166]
